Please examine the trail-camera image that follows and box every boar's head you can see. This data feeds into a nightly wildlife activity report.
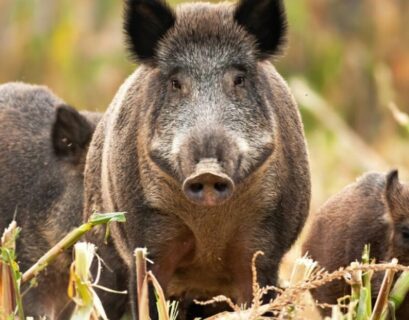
[124,0,287,207]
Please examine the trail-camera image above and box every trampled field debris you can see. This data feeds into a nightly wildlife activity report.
[2,221,409,319]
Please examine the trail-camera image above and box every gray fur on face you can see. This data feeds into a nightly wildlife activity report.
[148,3,278,182]
[157,3,257,72]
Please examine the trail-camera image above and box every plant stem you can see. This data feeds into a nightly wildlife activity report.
[135,248,149,320]
[22,223,92,283]
[5,250,24,320]
[22,212,125,283]
[371,259,397,320]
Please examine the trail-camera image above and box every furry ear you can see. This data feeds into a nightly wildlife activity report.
[386,170,400,198]
[52,104,94,163]
[234,0,287,59]
[124,0,175,63]
[385,169,401,220]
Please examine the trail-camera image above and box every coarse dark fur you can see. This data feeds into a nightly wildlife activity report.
[0,82,102,319]
[302,170,409,319]
[84,0,310,318]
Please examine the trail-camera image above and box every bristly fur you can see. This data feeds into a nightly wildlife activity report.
[123,0,176,63]
[234,0,288,59]
[124,0,288,64]
[0,82,102,318]
[156,2,258,72]
[86,0,309,318]
[303,170,409,318]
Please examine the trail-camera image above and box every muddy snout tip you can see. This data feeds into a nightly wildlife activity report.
[182,171,235,207]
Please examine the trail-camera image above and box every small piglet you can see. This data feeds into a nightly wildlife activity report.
[302,170,409,319]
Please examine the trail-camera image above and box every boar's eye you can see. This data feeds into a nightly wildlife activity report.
[234,75,245,87]
[171,79,182,90]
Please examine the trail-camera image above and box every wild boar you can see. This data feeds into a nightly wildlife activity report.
[0,82,104,318]
[84,0,311,318]
[302,170,409,319]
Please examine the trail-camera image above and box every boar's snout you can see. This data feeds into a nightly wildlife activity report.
[182,159,235,206]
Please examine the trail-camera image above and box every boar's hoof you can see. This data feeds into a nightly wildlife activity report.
[183,172,234,206]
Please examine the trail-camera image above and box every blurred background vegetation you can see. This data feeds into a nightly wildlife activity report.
[1,0,408,317]
[1,0,409,230]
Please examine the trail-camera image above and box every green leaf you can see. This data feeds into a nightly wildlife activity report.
[89,212,126,225]
[389,271,409,309]
[356,287,369,320]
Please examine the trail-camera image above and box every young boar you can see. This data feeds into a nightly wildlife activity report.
[302,170,409,318]
[84,0,311,317]
[0,82,102,318]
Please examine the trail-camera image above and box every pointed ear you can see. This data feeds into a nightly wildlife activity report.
[385,169,401,220]
[52,104,94,163]
[386,170,400,200]
[234,0,287,59]
[124,0,175,63]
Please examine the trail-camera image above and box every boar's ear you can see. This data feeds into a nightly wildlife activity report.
[124,0,175,63]
[52,104,94,163]
[234,0,287,59]
[385,169,401,219]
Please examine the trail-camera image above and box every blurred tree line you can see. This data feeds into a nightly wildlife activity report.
[0,0,408,207]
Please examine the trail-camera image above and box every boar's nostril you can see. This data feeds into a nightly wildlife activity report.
[214,182,228,193]
[189,183,204,193]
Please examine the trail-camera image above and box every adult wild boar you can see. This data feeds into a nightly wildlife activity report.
[84,0,311,317]
[0,82,104,318]
[302,170,409,318]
